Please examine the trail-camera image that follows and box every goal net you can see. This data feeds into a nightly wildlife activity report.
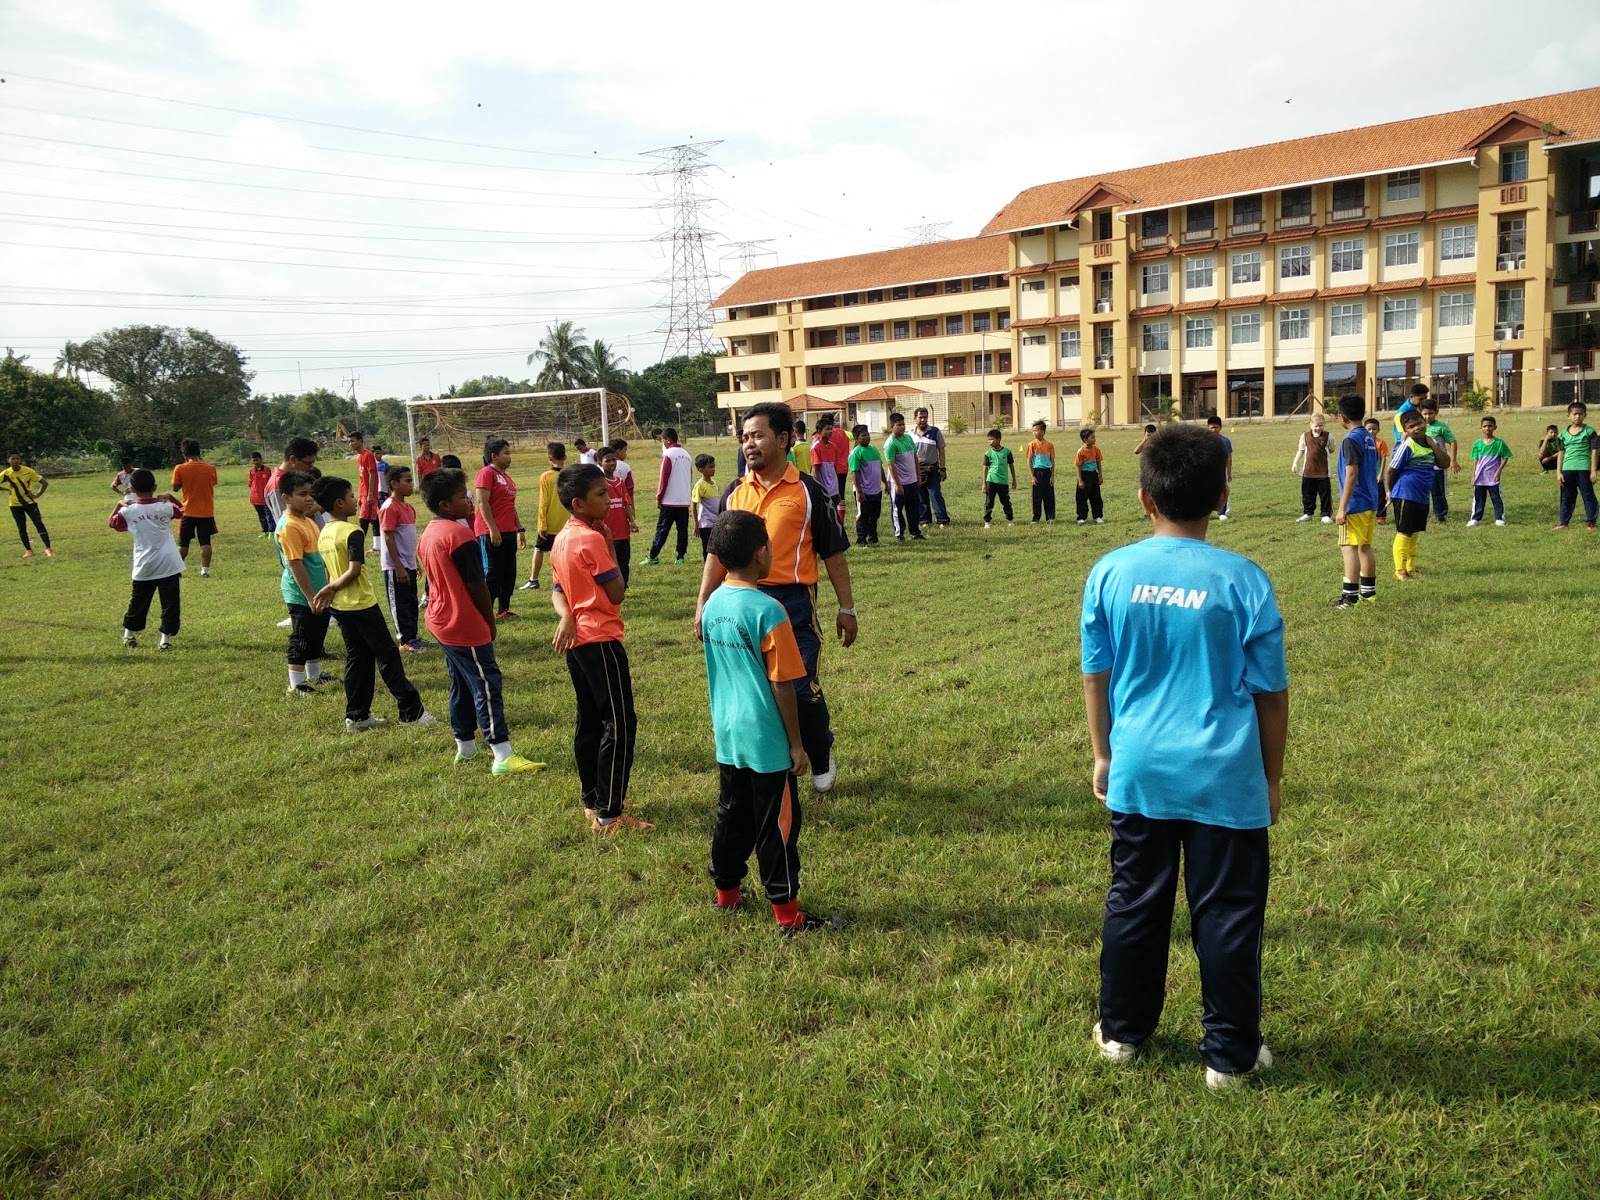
[403,388,643,465]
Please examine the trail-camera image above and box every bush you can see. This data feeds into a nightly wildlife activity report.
[1458,384,1493,413]
[947,414,969,435]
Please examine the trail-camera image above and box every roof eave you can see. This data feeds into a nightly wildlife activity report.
[1118,157,1479,217]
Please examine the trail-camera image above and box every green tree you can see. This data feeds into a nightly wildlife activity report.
[0,350,112,457]
[456,375,532,398]
[631,353,726,427]
[588,339,631,397]
[528,322,593,391]
[60,325,253,457]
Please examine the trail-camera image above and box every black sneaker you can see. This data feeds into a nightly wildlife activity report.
[867,537,879,545]
[895,534,905,542]
[779,912,845,938]
[910,532,926,540]
[1331,594,1360,610]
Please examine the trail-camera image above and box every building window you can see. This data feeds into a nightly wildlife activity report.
[1233,194,1263,227]
[1501,145,1529,183]
[1142,211,1169,239]
[1386,170,1421,201]
[1382,296,1418,332]
[1279,245,1311,279]
[867,322,885,343]
[1020,278,1046,292]
[1230,250,1262,284]
[1184,256,1215,289]
[1060,329,1081,358]
[944,279,963,294]
[843,365,863,384]
[1183,317,1215,348]
[1094,210,1114,241]
[870,362,887,382]
[892,320,910,340]
[1186,201,1215,234]
[1097,325,1114,357]
[811,329,839,348]
[1498,215,1527,257]
[1437,293,1473,328]
[1496,285,1525,326]
[945,315,964,336]
[866,289,884,303]
[845,293,865,308]
[1229,311,1262,344]
[1279,306,1310,340]
[1330,302,1363,337]
[919,358,938,379]
[1330,238,1365,273]
[998,311,1011,330]
[1332,179,1366,215]
[914,282,937,297]
[1023,386,1048,399]
[1384,231,1420,267]
[943,357,966,376]
[844,325,861,345]
[1059,274,1079,289]
[1440,224,1476,262]
[894,360,912,380]
[971,276,991,291]
[997,351,1011,371]
[817,366,840,385]
[974,353,994,374]
[972,312,992,332]
[1280,187,1313,220]
[1022,333,1048,346]
[892,286,909,301]
[1141,321,1169,352]
[1141,263,1170,294]
[916,318,938,337]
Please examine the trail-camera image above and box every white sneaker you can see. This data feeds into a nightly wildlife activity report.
[1466,519,1479,527]
[1296,514,1312,522]
[984,522,991,529]
[1217,514,1230,522]
[1095,518,1104,525]
[1320,516,1333,524]
[122,633,137,647]
[812,752,837,793]
[277,616,294,628]
[200,567,211,576]
[1495,519,1506,526]
[1092,1022,1137,1064]
[404,711,440,727]
[1204,1044,1273,1091]
[345,716,390,733]
[1076,519,1087,525]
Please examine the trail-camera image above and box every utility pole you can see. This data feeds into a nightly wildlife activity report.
[905,221,951,246]
[721,238,777,278]
[644,140,723,360]
[342,374,361,404]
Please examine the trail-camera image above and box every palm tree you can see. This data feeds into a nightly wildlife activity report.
[587,339,630,396]
[528,322,593,391]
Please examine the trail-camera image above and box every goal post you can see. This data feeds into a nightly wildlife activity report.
[403,388,640,468]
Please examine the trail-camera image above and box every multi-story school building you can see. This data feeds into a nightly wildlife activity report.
[713,85,1600,429]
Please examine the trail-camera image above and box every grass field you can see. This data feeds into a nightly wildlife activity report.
[4,415,1599,1198]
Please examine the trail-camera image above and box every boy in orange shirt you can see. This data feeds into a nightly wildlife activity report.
[1025,419,1057,523]
[1075,427,1105,525]
[171,438,219,576]
[550,463,651,834]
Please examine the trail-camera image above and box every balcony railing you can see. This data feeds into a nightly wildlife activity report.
[1567,280,1598,303]
[1328,205,1368,223]
[1181,226,1217,243]
[1138,233,1170,250]
[1228,220,1263,236]
[1570,210,1600,234]
[1277,213,1313,230]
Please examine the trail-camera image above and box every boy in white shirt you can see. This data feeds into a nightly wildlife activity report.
[109,468,185,650]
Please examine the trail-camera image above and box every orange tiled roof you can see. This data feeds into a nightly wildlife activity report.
[785,394,843,412]
[1372,278,1421,293]
[1175,299,1220,313]
[1008,371,1055,383]
[1319,284,1371,298]
[1130,303,1174,317]
[844,384,926,403]
[982,86,1600,235]
[1049,369,1081,380]
[715,237,1007,307]
[1269,289,1318,303]
[1427,273,1476,288]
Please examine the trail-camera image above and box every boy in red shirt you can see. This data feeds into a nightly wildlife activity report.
[349,430,380,539]
[600,444,637,586]
[417,468,543,776]
[247,451,273,536]
[413,436,443,481]
[550,463,651,834]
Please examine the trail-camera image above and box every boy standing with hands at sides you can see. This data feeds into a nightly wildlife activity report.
[1418,400,1457,522]
[1290,414,1333,523]
[348,431,380,539]
[1025,419,1057,523]
[2,451,53,558]
[378,465,425,650]
[982,428,1016,528]
[1553,402,1599,530]
[110,468,184,650]
[171,439,218,576]
[1467,416,1512,527]
[312,476,435,733]
[1365,418,1390,523]
[418,468,543,774]
[599,445,638,585]
[703,509,840,935]
[848,424,886,544]
[1206,414,1234,520]
[1082,423,1288,1090]
[274,472,330,696]
[521,442,568,591]
[550,464,651,834]
[413,436,442,481]
[882,412,924,541]
[690,453,722,560]
[247,451,273,536]
[1075,427,1105,525]
[1387,407,1443,579]
[1332,395,1380,608]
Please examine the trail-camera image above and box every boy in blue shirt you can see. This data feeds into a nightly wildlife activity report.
[1332,394,1380,609]
[1205,413,1233,520]
[702,509,840,937]
[1387,407,1442,579]
[1080,424,1289,1090]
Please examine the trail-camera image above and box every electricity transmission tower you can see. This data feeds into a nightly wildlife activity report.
[905,221,951,245]
[644,140,723,359]
[721,238,777,277]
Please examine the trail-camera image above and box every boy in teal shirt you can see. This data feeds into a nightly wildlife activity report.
[982,428,1016,527]
[1468,415,1512,527]
[702,509,839,937]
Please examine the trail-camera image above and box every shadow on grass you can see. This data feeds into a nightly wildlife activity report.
[809,775,1107,839]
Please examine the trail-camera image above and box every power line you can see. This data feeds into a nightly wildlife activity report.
[0,71,641,163]
[644,141,721,359]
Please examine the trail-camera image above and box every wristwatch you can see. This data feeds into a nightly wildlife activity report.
[837,607,858,618]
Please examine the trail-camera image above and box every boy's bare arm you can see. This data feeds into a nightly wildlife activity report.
[1083,671,1112,800]
[770,677,809,776]
[550,585,576,652]
[286,559,315,602]
[1253,689,1289,825]
[1336,462,1359,521]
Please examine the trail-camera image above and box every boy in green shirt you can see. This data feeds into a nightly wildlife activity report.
[982,428,1016,528]
[845,424,885,546]
[1418,400,1457,522]
[1467,415,1512,527]
[1554,401,1599,530]
[312,476,434,733]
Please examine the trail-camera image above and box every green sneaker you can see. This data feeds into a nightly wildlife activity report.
[491,754,547,776]
[452,751,480,767]
[643,556,661,566]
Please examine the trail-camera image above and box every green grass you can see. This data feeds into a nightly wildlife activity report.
[3,416,1598,1198]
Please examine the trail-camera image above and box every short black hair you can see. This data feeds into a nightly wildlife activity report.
[1365,417,1381,428]
[1032,419,1047,429]
[609,438,628,451]
[1206,413,1223,428]
[1480,415,1497,424]
[1568,402,1588,413]
[1409,383,1429,399]
[1140,425,1229,522]
[278,470,314,497]
[663,427,679,442]
[709,508,768,571]
[421,467,467,513]
[574,437,588,448]
[248,451,261,461]
[441,453,462,469]
[130,468,156,494]
[1337,395,1366,422]
[1418,399,1438,412]
[483,435,509,464]
[1079,427,1096,442]
[598,444,618,461]
[556,463,605,510]
[1144,424,1157,434]
[372,444,383,455]
[914,407,929,418]
[816,413,834,428]
[285,436,318,462]
[694,453,715,469]
[387,464,412,485]
[889,412,905,425]
[852,424,868,436]
[418,436,431,445]
[311,475,353,512]
[547,441,566,461]
[795,419,807,436]
[347,429,364,441]
[987,428,1002,438]
[742,401,794,447]
[182,438,200,458]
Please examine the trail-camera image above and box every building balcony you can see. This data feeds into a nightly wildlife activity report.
[1277,214,1314,231]
[1138,233,1171,251]
[1228,220,1264,237]
[1181,227,1217,244]
[1566,279,1598,305]
[1328,205,1369,224]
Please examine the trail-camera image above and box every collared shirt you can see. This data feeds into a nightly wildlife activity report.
[275,511,328,606]
[1389,436,1438,504]
[1,465,42,507]
[702,580,807,773]
[722,464,848,586]
[419,517,491,647]
[912,424,945,467]
[377,496,418,571]
[882,432,918,485]
[551,521,624,645]
[414,451,443,479]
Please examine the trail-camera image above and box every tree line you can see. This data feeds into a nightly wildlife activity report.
[3,322,727,464]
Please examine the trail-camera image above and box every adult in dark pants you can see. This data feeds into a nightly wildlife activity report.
[1,452,52,557]
[694,401,856,794]
[912,407,950,527]
[473,436,524,619]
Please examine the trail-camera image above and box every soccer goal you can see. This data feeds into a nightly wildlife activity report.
[403,388,643,467]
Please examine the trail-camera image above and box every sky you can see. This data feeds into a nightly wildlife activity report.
[3,0,1600,403]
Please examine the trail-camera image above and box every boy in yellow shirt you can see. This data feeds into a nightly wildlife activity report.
[521,441,569,591]
[690,453,721,560]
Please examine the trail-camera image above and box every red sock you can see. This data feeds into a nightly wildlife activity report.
[772,899,800,927]
[716,887,742,909]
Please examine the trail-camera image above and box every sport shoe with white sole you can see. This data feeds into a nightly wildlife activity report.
[345,716,389,733]
[1466,519,1479,527]
[812,752,837,793]
[778,912,844,938]
[1204,1044,1273,1091]
[1092,1022,1137,1063]
[403,711,439,727]
[1495,519,1506,526]
[1296,514,1312,523]
[286,683,317,698]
